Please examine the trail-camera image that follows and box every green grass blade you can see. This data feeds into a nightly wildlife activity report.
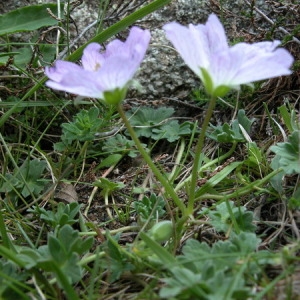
[139,232,176,266]
[67,0,172,62]
[0,210,16,251]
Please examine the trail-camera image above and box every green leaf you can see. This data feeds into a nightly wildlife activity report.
[23,225,92,285]
[102,134,143,158]
[61,107,103,142]
[0,260,28,297]
[133,194,165,225]
[17,248,42,269]
[29,202,81,227]
[19,159,47,197]
[278,104,299,133]
[103,232,134,282]
[93,178,125,195]
[269,155,285,193]
[160,267,203,298]
[206,201,256,233]
[0,158,47,201]
[0,4,64,36]
[98,154,123,168]
[237,109,256,134]
[48,236,67,265]
[159,233,260,299]
[207,109,255,143]
[245,142,264,170]
[230,232,261,254]
[152,120,192,142]
[207,122,245,143]
[60,252,83,283]
[12,47,32,68]
[58,225,93,255]
[126,106,174,139]
[270,130,300,175]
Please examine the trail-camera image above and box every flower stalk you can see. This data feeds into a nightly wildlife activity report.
[116,104,186,214]
[187,96,217,215]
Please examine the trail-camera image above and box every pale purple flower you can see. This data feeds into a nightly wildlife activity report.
[163,14,294,97]
[45,27,150,103]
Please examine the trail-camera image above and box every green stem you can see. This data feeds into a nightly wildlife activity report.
[187,96,217,214]
[117,105,186,213]
[52,263,80,300]
[0,209,14,250]
[79,251,106,266]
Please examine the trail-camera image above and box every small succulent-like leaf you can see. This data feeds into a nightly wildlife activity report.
[133,194,165,224]
[61,107,103,142]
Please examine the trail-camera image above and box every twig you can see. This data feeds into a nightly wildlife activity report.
[245,0,300,44]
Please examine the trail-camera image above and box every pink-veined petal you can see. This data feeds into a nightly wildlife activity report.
[81,43,104,71]
[163,22,209,76]
[45,61,82,82]
[230,43,294,84]
[96,56,137,91]
[208,50,243,89]
[205,14,228,53]
[46,69,105,98]
[124,26,151,61]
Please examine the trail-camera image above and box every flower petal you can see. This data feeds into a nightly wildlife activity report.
[205,14,228,54]
[230,42,294,84]
[96,56,137,91]
[208,50,243,89]
[81,43,104,71]
[104,26,150,63]
[46,69,104,98]
[163,22,209,76]
[45,61,81,82]
[124,26,151,62]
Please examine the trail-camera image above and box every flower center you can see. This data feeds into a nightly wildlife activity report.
[94,63,101,71]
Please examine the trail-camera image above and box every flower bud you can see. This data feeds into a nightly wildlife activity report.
[149,220,173,243]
